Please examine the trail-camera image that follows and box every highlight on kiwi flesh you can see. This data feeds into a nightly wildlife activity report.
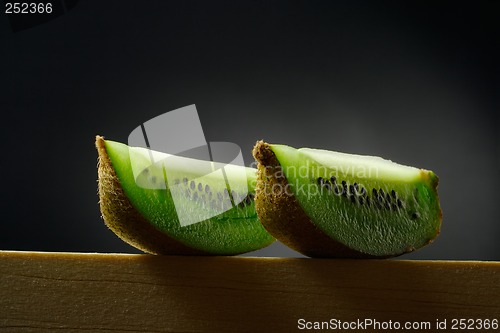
[96,136,275,255]
[252,141,442,258]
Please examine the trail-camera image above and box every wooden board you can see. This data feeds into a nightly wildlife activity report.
[1,251,499,332]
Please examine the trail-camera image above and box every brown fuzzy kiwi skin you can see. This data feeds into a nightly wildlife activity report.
[96,135,207,255]
[252,140,390,259]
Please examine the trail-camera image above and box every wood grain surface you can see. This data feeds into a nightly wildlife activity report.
[1,251,499,332]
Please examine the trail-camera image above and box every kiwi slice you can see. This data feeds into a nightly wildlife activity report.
[96,136,274,255]
[252,141,442,258]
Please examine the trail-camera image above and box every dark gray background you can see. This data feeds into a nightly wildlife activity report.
[1,1,498,259]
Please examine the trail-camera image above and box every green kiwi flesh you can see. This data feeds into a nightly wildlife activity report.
[96,136,274,255]
[253,141,442,258]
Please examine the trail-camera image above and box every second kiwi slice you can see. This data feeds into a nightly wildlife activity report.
[252,141,442,258]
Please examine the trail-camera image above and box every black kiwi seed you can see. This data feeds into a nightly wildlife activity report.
[372,188,378,197]
[190,181,195,190]
[378,194,384,204]
[237,195,245,205]
[386,193,392,203]
[391,190,397,198]
[317,177,324,186]
[379,188,385,197]
[349,185,354,196]
[205,184,210,193]
[359,187,366,197]
[397,199,403,209]
[248,193,255,200]
[333,184,341,195]
[330,176,336,183]
[392,203,398,210]
[411,212,420,220]
[350,195,357,204]
[385,202,391,210]
[198,183,203,191]
[324,180,331,190]
[342,181,348,197]
[366,197,371,207]
[238,199,246,208]
[359,197,364,205]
